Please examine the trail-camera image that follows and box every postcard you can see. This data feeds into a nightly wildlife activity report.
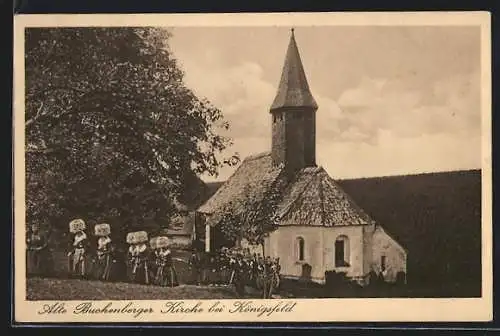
[13,11,492,323]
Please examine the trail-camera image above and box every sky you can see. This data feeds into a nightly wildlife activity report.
[168,26,482,182]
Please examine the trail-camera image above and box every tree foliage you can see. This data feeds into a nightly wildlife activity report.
[25,27,239,235]
[214,176,286,246]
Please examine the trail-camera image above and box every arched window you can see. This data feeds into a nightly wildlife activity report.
[296,237,305,261]
[381,255,387,272]
[334,235,350,267]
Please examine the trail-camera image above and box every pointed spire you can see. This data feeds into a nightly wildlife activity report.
[270,28,318,112]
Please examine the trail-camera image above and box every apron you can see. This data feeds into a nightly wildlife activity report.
[94,237,113,280]
[72,247,86,276]
[70,232,87,277]
[129,244,150,284]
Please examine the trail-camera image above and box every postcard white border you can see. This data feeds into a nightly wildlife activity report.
[13,12,493,323]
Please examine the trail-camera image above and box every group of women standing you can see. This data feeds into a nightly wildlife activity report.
[125,230,179,287]
[65,218,116,281]
[27,218,178,288]
[26,219,282,298]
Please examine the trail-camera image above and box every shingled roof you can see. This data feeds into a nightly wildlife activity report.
[277,167,374,226]
[270,29,318,112]
[197,152,284,223]
[198,155,375,228]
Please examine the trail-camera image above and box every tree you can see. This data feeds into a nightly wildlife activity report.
[25,27,239,235]
[214,174,287,247]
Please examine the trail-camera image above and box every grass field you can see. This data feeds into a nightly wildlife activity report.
[27,277,240,300]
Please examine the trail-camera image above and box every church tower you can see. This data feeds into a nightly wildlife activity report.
[270,28,318,176]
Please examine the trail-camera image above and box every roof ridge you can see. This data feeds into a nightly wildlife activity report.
[244,151,271,161]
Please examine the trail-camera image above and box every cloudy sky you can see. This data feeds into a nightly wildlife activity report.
[168,26,481,182]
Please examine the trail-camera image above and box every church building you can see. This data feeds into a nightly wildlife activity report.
[197,29,407,285]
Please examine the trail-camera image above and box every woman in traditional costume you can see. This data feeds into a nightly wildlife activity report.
[265,257,281,298]
[218,247,230,285]
[154,237,178,287]
[188,248,203,286]
[92,223,115,281]
[272,257,281,291]
[126,238,137,282]
[255,255,265,291]
[227,252,237,285]
[67,219,89,278]
[263,257,276,299]
[126,231,150,285]
[261,256,279,299]
[232,253,247,297]
[248,253,259,288]
[26,223,49,277]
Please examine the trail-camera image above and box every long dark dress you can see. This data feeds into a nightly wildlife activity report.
[188,251,202,285]
[128,244,151,285]
[93,236,114,281]
[218,252,230,285]
[261,260,278,299]
[255,260,265,290]
[155,249,178,287]
[126,245,137,282]
[228,257,237,285]
[149,250,159,284]
[68,232,89,278]
[233,259,247,297]
[26,230,49,276]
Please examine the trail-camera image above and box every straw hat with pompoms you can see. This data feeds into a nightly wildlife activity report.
[94,223,111,237]
[69,218,86,233]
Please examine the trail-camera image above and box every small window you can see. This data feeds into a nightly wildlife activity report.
[273,114,277,123]
[381,256,387,272]
[296,237,305,261]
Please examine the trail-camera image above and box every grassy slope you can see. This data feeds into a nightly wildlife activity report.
[27,278,238,300]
